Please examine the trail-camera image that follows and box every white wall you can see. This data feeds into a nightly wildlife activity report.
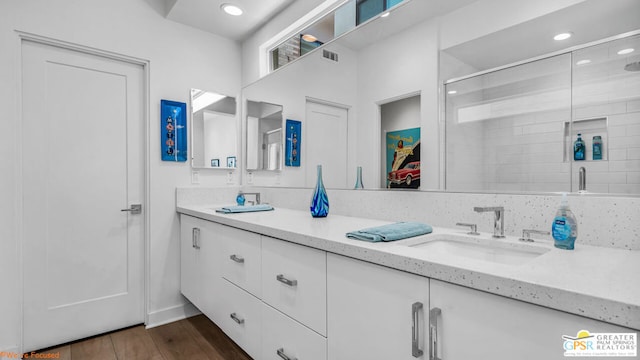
[0,0,241,353]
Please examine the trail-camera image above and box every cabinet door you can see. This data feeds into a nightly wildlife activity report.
[430,279,637,360]
[180,215,223,321]
[327,253,430,360]
[180,215,203,308]
[262,236,327,336]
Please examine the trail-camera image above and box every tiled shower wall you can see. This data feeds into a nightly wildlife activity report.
[572,99,640,194]
[446,40,640,194]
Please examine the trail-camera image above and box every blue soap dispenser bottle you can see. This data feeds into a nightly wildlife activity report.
[552,193,578,250]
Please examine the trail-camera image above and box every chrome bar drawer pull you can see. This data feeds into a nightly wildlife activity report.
[230,312,244,324]
[230,254,245,263]
[276,274,298,287]
[192,228,200,249]
[276,348,297,360]
[429,307,442,360]
[412,302,424,358]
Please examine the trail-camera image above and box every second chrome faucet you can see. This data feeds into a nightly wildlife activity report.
[473,206,505,238]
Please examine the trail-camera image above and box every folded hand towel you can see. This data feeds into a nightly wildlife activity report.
[216,204,274,214]
[346,222,433,242]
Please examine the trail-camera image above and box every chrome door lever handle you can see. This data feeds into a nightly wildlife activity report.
[121,204,142,214]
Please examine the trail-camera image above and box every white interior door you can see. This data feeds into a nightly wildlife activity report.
[305,100,348,188]
[21,40,145,351]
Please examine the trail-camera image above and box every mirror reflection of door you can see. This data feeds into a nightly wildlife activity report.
[305,100,349,189]
[246,100,284,171]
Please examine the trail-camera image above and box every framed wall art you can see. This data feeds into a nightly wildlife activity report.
[285,119,301,167]
[161,99,187,162]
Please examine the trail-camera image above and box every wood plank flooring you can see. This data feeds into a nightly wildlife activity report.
[32,315,252,360]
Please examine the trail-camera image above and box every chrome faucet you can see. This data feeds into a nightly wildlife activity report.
[243,192,261,205]
[473,206,505,238]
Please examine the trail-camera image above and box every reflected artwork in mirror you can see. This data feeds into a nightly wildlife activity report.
[246,100,283,171]
[190,89,238,169]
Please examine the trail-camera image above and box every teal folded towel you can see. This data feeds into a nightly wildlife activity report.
[216,204,274,214]
[346,222,433,242]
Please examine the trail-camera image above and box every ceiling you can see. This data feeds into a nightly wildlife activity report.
[442,0,640,74]
[164,0,296,41]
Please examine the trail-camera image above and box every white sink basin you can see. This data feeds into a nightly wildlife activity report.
[406,235,550,266]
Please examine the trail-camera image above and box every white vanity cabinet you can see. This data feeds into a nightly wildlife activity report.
[429,279,637,360]
[327,253,430,360]
[180,211,637,360]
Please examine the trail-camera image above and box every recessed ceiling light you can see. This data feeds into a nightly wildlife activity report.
[301,34,318,42]
[380,12,390,18]
[618,48,635,55]
[576,59,591,66]
[553,32,572,41]
[221,3,243,16]
[447,90,457,95]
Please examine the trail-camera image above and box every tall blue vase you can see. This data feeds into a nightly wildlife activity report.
[310,165,329,217]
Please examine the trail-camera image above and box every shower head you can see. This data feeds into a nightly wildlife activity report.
[624,61,640,71]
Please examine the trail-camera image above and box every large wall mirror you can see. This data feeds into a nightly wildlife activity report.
[191,89,238,169]
[241,0,640,195]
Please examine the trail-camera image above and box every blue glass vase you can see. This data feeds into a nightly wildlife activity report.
[310,165,329,217]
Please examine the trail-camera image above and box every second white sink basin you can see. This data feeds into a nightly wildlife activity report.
[406,235,550,266]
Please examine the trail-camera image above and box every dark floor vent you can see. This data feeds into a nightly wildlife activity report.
[323,49,339,62]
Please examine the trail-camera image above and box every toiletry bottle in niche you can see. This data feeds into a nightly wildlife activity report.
[592,135,603,160]
[574,133,585,161]
[551,193,578,250]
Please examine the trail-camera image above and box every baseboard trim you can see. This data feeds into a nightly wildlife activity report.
[146,302,201,329]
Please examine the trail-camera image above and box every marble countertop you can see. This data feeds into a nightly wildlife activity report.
[177,204,640,330]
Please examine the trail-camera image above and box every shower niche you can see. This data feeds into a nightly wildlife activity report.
[563,117,608,163]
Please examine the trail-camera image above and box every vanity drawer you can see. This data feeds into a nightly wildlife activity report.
[261,303,327,360]
[219,224,262,297]
[261,236,327,336]
[217,278,262,359]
